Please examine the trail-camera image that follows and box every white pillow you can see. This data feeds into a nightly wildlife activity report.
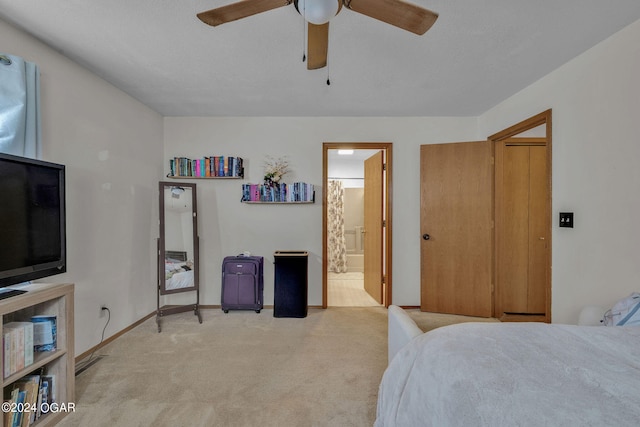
[577,305,606,326]
[603,292,640,326]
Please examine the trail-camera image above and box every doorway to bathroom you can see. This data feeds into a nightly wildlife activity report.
[322,143,392,308]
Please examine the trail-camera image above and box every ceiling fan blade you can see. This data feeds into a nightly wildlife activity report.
[197,0,291,27]
[307,22,329,70]
[345,0,438,35]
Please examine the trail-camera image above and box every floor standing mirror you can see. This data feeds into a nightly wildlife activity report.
[157,181,202,332]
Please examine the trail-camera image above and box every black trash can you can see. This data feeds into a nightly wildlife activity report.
[273,251,308,318]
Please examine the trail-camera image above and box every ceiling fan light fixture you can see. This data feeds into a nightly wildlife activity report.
[298,0,340,25]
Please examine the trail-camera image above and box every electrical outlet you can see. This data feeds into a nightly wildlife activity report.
[100,305,108,317]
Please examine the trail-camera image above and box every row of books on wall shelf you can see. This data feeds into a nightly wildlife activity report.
[241,183,315,203]
[3,367,56,427]
[168,156,244,178]
[3,316,57,378]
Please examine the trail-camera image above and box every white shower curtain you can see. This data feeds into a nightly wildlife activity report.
[0,53,41,158]
[328,180,348,273]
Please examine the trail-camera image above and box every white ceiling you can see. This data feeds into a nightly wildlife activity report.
[2,1,640,117]
[327,148,378,175]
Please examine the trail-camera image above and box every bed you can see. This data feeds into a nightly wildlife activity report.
[164,250,194,291]
[376,306,640,426]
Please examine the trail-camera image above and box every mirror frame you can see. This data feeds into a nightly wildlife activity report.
[158,181,199,295]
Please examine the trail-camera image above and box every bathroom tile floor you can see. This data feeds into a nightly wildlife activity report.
[327,272,382,307]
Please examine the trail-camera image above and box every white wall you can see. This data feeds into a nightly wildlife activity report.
[163,117,478,306]
[167,17,640,321]
[327,149,379,188]
[1,19,164,355]
[5,13,638,357]
[478,19,640,324]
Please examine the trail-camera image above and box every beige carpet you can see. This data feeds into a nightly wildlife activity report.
[61,308,388,427]
[59,307,496,427]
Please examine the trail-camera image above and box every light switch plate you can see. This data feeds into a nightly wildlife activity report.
[559,212,574,228]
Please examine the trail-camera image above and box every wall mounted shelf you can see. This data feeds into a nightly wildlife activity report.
[166,175,242,180]
[169,156,244,178]
[241,200,315,204]
[241,183,315,204]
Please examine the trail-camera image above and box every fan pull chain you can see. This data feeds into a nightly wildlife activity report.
[326,24,331,85]
[302,4,307,63]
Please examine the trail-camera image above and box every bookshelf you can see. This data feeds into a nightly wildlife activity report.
[167,175,241,180]
[242,201,315,204]
[241,183,315,204]
[168,156,244,179]
[1,283,74,427]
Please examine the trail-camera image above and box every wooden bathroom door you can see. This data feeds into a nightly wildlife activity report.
[364,151,384,304]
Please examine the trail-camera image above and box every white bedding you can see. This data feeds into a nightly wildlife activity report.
[165,261,194,290]
[376,322,640,426]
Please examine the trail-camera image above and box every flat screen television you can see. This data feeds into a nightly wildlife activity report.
[0,153,66,295]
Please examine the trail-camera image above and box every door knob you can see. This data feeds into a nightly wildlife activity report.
[422,234,430,240]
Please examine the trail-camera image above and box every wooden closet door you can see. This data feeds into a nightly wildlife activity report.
[527,145,548,313]
[495,142,548,316]
[497,145,530,313]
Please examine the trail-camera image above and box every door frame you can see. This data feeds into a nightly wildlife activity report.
[489,109,552,323]
[322,142,393,308]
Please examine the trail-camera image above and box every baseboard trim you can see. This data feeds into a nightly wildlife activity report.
[76,304,335,363]
[500,313,548,323]
[203,305,325,309]
[75,311,156,363]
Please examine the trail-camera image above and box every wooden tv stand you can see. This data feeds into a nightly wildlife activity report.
[1,283,74,426]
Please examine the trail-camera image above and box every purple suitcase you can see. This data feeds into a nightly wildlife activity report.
[221,255,264,313]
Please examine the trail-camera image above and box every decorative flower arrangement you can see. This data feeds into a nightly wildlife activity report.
[263,156,290,187]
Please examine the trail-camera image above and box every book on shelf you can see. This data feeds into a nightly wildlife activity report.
[30,316,56,353]
[168,156,244,178]
[6,387,24,427]
[12,374,39,427]
[3,322,34,378]
[3,368,54,427]
[38,374,54,417]
[250,184,259,201]
[241,182,315,203]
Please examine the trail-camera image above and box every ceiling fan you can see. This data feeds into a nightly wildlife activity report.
[197,0,438,70]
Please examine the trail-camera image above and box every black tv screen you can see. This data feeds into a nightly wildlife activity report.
[0,153,66,287]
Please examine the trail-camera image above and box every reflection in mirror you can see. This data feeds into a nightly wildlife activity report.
[162,186,195,293]
[157,181,201,332]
